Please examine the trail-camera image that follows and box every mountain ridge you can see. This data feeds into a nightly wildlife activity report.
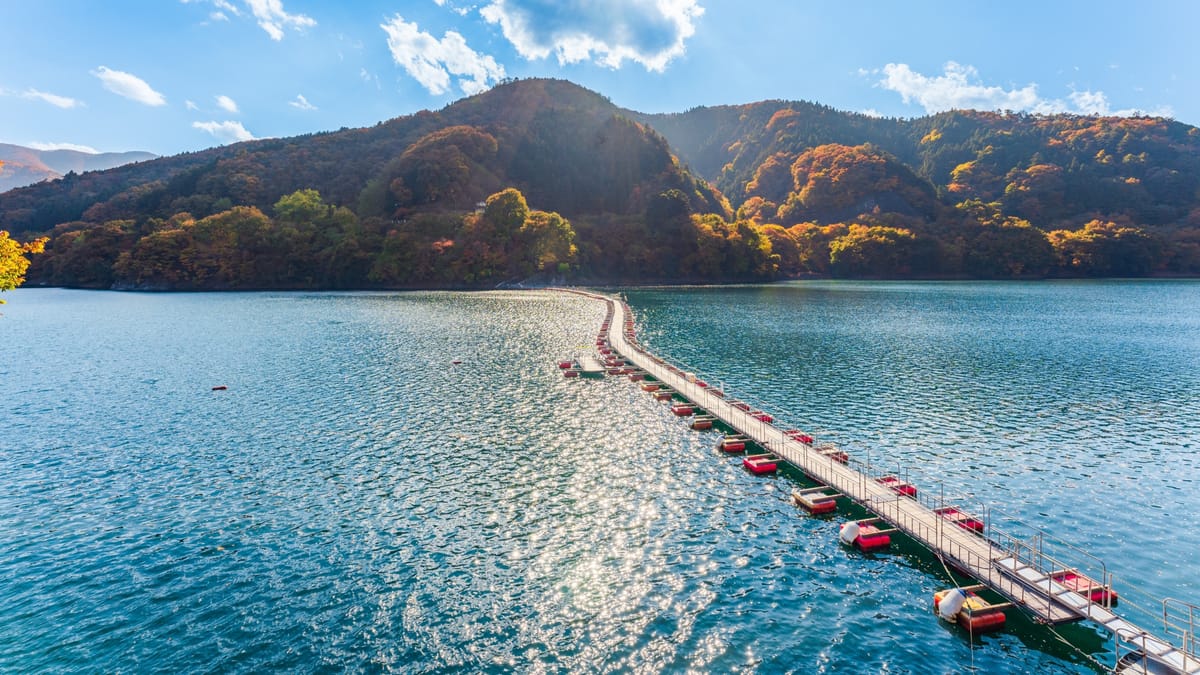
[4,78,1199,287]
[0,143,156,193]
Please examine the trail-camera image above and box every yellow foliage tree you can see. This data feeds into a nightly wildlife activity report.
[0,230,48,303]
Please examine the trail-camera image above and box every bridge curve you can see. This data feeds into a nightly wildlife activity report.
[562,288,1200,675]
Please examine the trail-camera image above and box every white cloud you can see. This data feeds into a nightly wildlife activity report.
[479,0,703,72]
[1067,90,1109,115]
[93,66,167,106]
[185,99,199,111]
[878,62,1040,114]
[244,0,315,40]
[434,0,472,16]
[289,94,316,110]
[876,62,1173,118]
[360,67,381,89]
[216,94,239,113]
[182,0,311,39]
[27,141,100,153]
[859,108,884,118]
[21,88,82,109]
[192,120,255,143]
[381,15,505,96]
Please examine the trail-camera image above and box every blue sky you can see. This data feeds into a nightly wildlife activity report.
[2,1,1197,156]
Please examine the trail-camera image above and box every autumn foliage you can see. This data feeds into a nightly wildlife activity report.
[4,79,1200,286]
[0,230,46,301]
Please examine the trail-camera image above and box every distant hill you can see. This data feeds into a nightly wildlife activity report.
[636,103,1200,230]
[3,78,1199,289]
[0,143,156,193]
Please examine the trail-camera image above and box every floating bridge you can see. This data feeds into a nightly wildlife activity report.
[562,289,1200,675]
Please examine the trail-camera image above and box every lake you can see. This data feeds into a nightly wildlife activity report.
[2,281,1198,673]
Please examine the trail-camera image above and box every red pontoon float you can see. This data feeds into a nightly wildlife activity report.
[934,507,985,533]
[876,475,917,497]
[719,435,747,452]
[816,445,850,464]
[742,454,778,475]
[792,487,840,515]
[839,519,894,552]
[671,403,695,416]
[1050,571,1118,605]
[784,430,814,444]
[934,587,1008,633]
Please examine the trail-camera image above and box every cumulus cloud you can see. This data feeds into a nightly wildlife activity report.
[27,141,100,153]
[216,94,239,112]
[21,88,82,109]
[93,66,167,106]
[193,120,255,143]
[289,94,316,110]
[879,62,1040,113]
[479,0,703,71]
[244,0,315,40]
[876,62,1173,118]
[381,15,505,96]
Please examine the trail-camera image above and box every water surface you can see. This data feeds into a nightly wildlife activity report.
[3,282,1197,673]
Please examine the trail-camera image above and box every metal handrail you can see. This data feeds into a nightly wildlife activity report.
[1165,598,1200,664]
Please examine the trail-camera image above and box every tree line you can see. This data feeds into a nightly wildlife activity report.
[23,181,1198,292]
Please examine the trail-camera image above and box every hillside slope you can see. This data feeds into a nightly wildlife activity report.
[5,79,1200,288]
[638,104,1200,231]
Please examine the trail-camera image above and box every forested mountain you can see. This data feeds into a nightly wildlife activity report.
[640,103,1200,276]
[0,144,156,193]
[3,78,1199,290]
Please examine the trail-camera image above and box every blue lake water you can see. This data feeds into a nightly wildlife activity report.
[2,282,1198,673]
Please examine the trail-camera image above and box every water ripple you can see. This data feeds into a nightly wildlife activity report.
[4,284,1192,673]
